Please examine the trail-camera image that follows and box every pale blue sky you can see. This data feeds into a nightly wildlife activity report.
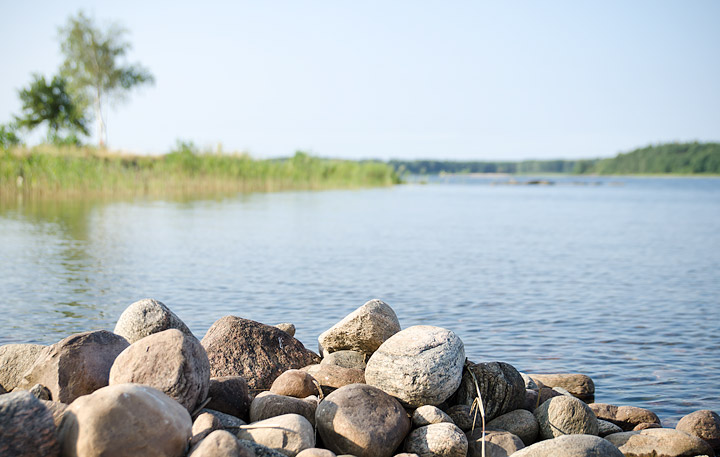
[1,1,718,159]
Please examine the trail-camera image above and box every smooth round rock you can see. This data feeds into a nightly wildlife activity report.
[0,391,59,457]
[534,396,598,439]
[296,449,337,457]
[606,428,714,457]
[251,391,317,426]
[412,405,454,427]
[19,330,129,404]
[109,328,210,412]
[365,325,465,407]
[453,361,526,422]
[191,412,223,447]
[302,364,365,395]
[0,343,46,391]
[404,422,468,457]
[236,413,315,457]
[206,376,251,421]
[588,403,660,431]
[114,298,193,343]
[512,434,625,457]
[526,374,595,399]
[676,409,720,450]
[270,370,320,398]
[486,408,539,445]
[316,384,411,457]
[58,383,192,457]
[321,350,367,370]
[466,429,525,457]
[188,430,253,457]
[318,299,401,356]
[597,419,622,437]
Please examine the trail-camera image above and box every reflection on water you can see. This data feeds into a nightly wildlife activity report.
[1,177,719,425]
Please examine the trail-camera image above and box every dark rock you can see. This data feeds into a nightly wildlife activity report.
[588,403,660,431]
[206,376,251,422]
[452,361,525,422]
[321,350,367,370]
[0,391,59,457]
[113,298,193,343]
[606,428,714,457]
[58,383,191,457]
[0,343,46,391]
[445,404,475,432]
[486,409,538,445]
[316,384,411,457]
[39,400,68,428]
[404,422,468,457]
[466,429,524,457]
[270,369,320,398]
[251,391,317,426]
[597,419,623,437]
[302,364,365,395]
[534,396,598,439]
[29,383,52,401]
[188,430,254,457]
[676,409,720,451]
[109,328,210,412]
[511,434,624,457]
[201,316,320,390]
[199,408,247,430]
[19,330,129,403]
[237,440,288,457]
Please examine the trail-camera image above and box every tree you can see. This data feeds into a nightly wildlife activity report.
[59,11,154,147]
[15,74,88,144]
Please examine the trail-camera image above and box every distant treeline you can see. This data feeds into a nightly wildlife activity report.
[390,142,720,175]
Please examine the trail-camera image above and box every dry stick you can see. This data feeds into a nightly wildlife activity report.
[467,362,486,457]
[191,396,213,419]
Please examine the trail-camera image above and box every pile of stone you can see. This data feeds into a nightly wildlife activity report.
[1,298,718,457]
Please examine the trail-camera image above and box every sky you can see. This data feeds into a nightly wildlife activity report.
[1,1,719,160]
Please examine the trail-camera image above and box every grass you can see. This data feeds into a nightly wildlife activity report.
[0,143,401,198]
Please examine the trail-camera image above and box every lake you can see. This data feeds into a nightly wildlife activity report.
[1,175,718,425]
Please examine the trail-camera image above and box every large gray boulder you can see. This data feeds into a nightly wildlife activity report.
[316,384,411,457]
[605,428,715,457]
[452,361,525,422]
[18,330,129,403]
[114,298,193,343]
[318,299,400,357]
[58,383,192,457]
[466,429,525,457]
[404,422,468,457]
[534,396,598,439]
[511,434,624,457]
[0,391,59,457]
[236,413,315,457]
[588,403,660,431]
[676,409,720,451]
[201,316,319,390]
[365,325,464,407]
[0,343,46,391]
[486,408,539,445]
[188,430,253,457]
[109,328,210,412]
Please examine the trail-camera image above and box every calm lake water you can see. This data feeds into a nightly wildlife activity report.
[1,175,718,425]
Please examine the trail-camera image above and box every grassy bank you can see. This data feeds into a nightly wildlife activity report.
[0,143,400,198]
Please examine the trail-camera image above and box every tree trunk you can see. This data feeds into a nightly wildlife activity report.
[95,87,106,148]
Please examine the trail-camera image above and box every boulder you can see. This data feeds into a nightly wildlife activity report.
[236,440,288,457]
[206,376,251,421]
[452,361,525,422]
[39,399,68,428]
[0,391,59,457]
[109,328,210,412]
[321,350,367,370]
[0,343,46,391]
[523,389,539,412]
[113,298,193,343]
[58,383,192,457]
[365,326,464,407]
[19,330,129,403]
[200,408,247,430]
[486,409,538,445]
[404,423,467,457]
[676,410,720,450]
[526,374,594,399]
[191,412,223,447]
[588,403,660,431]
[466,429,524,457]
[597,419,622,437]
[606,428,714,457]
[511,434,624,457]
[275,323,296,337]
[316,384,411,457]
[302,364,365,395]
[633,422,662,431]
[296,449,337,457]
[188,430,253,457]
[250,391,317,426]
[201,316,319,390]
[236,413,315,457]
[270,369,320,398]
[445,404,474,432]
[412,405,453,427]
[318,299,400,357]
[534,396,598,439]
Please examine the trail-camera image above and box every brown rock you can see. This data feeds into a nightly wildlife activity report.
[270,370,320,398]
[321,350,367,370]
[109,329,210,412]
[466,429,525,457]
[606,428,714,457]
[201,316,320,390]
[302,364,365,395]
[486,409,538,445]
[296,449,337,457]
[526,374,594,399]
[316,384,411,457]
[236,413,315,457]
[206,376,251,421]
[452,361,526,422]
[251,391,318,426]
[589,403,660,431]
[534,395,598,439]
[275,323,296,337]
[39,400,68,428]
[676,410,720,451]
[188,430,253,457]
[633,422,662,431]
[404,422,468,457]
[191,412,223,447]
[19,330,129,403]
[511,434,624,457]
[0,343,46,391]
[58,383,191,457]
[0,391,59,457]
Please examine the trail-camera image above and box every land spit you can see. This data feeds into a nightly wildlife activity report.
[1,298,718,457]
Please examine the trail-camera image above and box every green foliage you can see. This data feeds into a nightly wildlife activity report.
[389,158,597,175]
[15,74,88,144]
[0,124,21,151]
[591,142,720,174]
[59,11,154,146]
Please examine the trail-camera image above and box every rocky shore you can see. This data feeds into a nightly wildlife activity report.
[1,298,718,457]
